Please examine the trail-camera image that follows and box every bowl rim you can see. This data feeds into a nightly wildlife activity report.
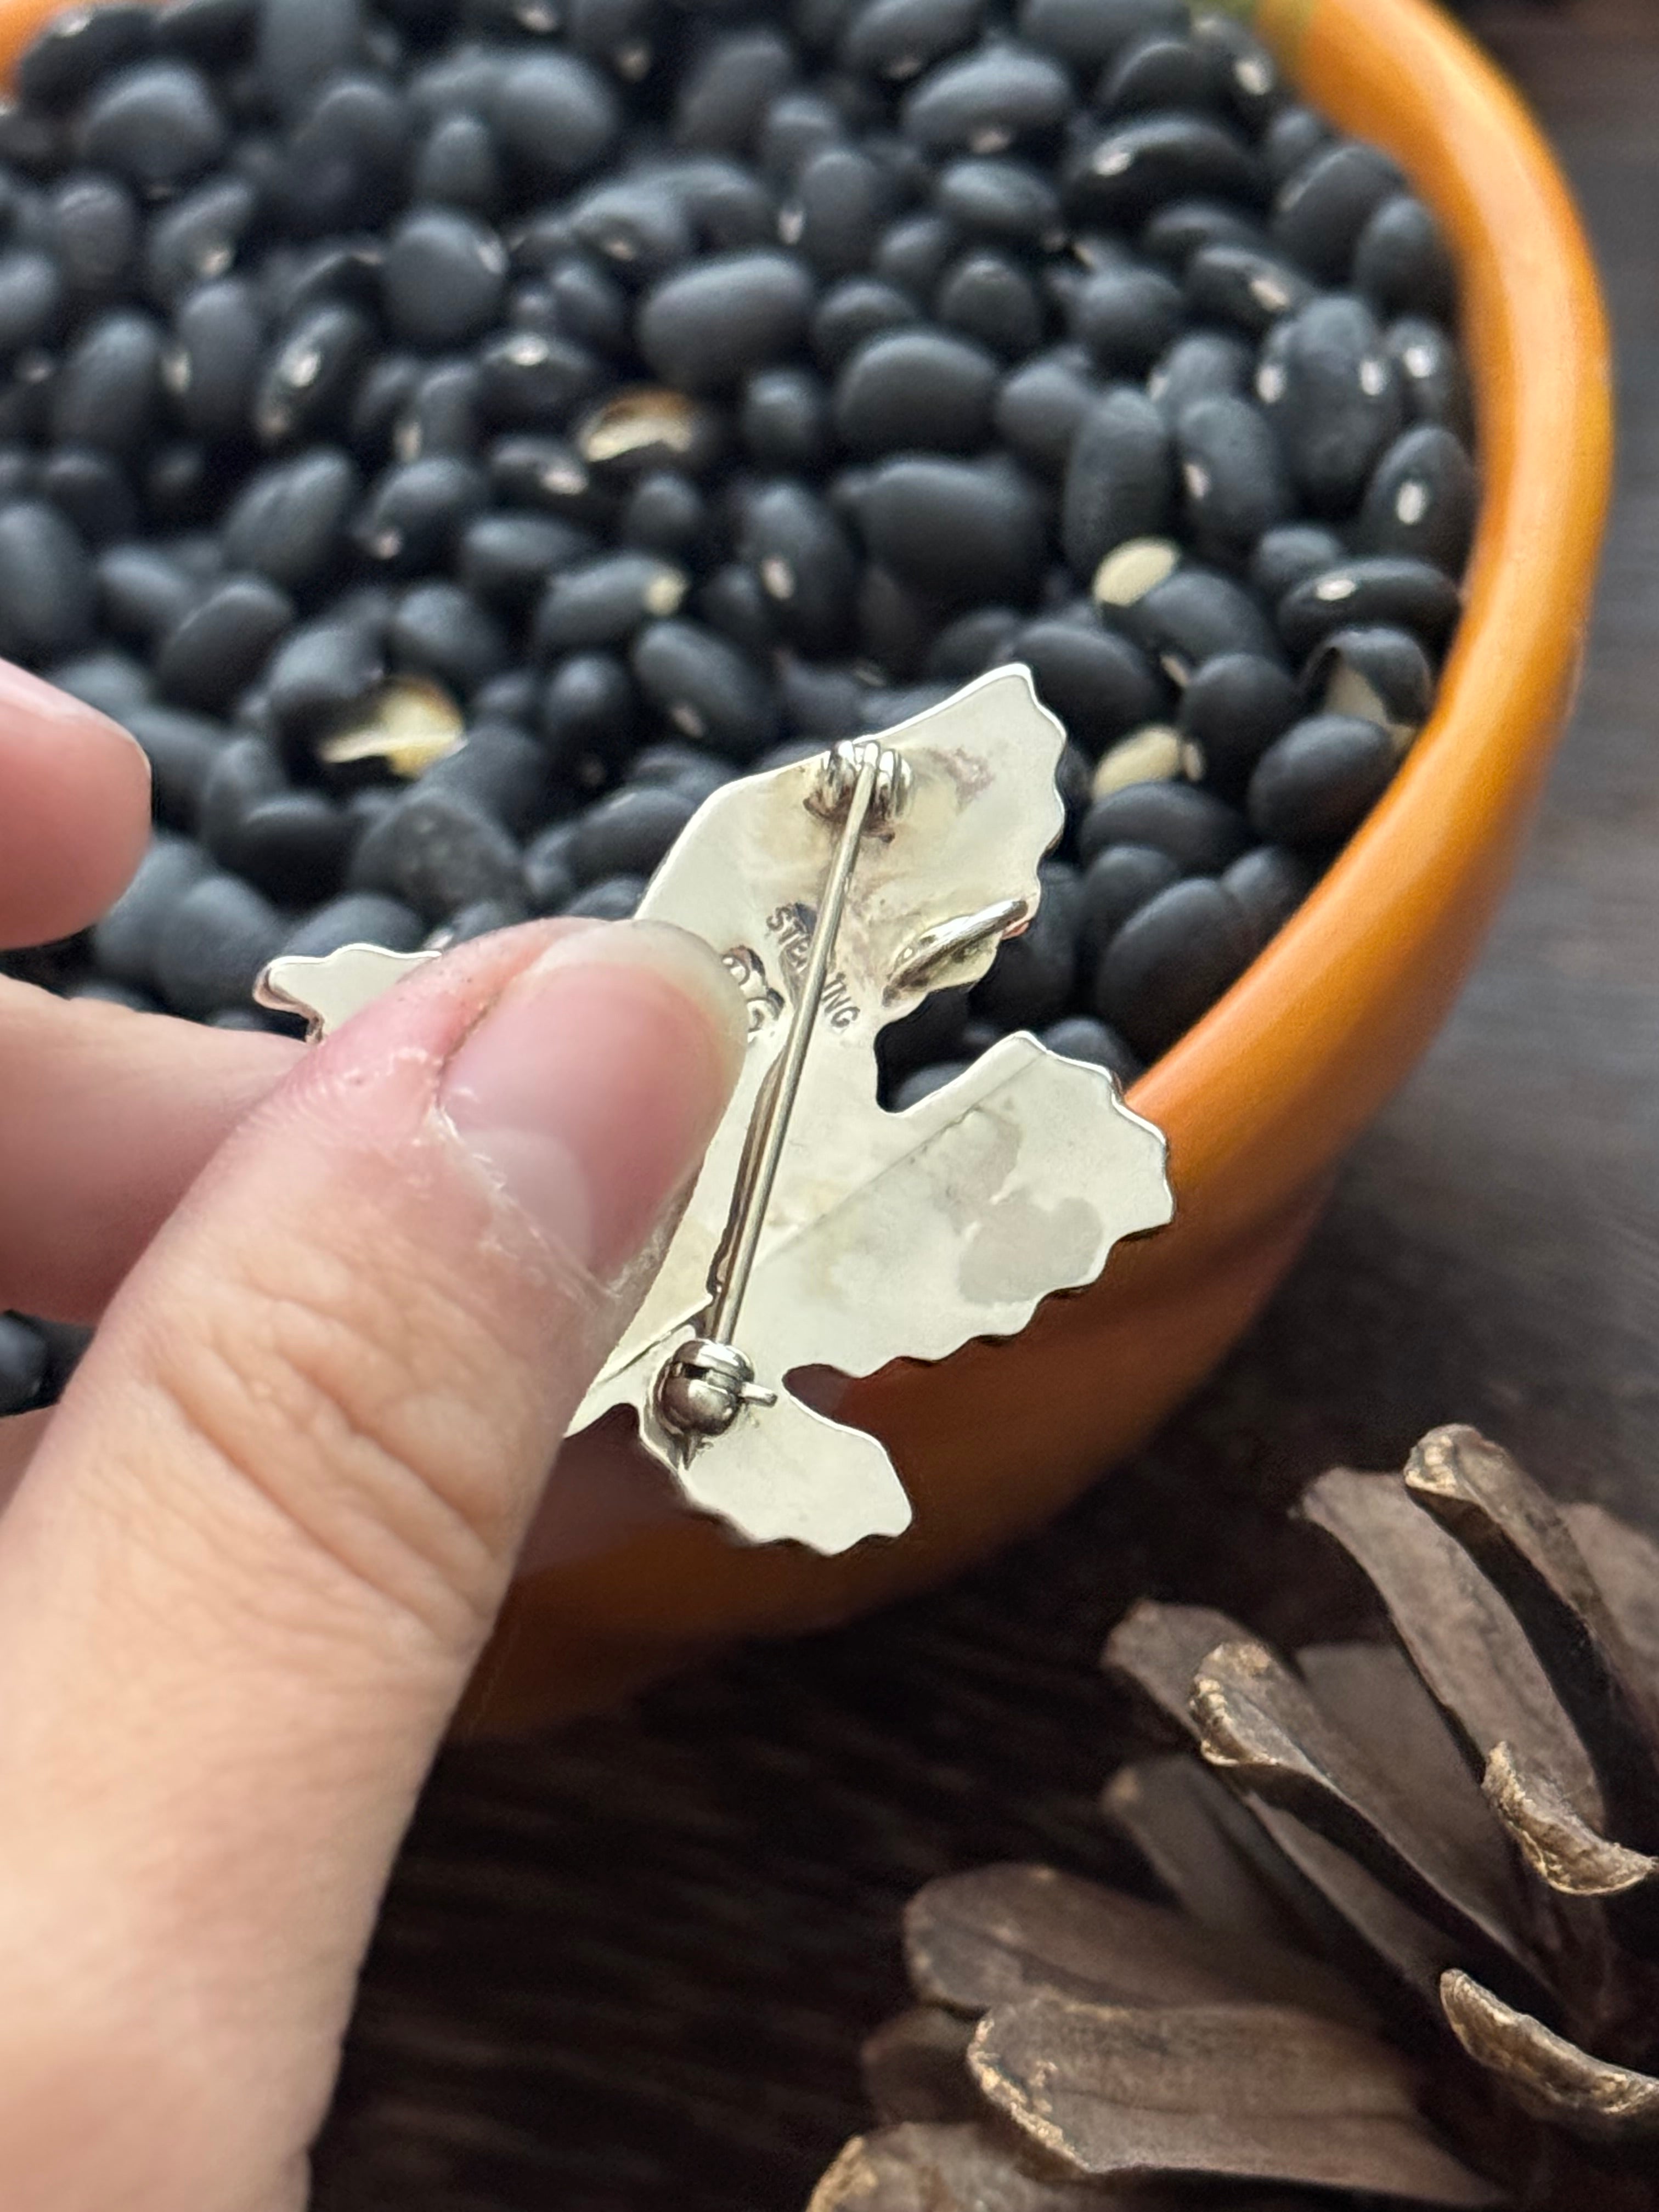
[1131,0,1613,1220]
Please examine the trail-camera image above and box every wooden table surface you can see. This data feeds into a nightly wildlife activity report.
[313,6,1659,2205]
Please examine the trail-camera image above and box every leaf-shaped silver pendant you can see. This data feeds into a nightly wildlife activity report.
[256,666,1174,1558]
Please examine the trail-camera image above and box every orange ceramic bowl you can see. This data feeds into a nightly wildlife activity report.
[2,0,1611,1726]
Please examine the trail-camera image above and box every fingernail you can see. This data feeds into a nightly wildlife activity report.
[439,921,747,1279]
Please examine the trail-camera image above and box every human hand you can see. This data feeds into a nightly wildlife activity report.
[0,664,746,2208]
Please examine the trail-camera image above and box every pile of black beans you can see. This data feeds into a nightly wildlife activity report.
[0,0,1477,1414]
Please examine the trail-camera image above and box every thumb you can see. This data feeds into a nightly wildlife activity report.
[0,918,744,2211]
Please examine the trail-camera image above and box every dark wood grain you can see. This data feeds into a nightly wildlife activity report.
[311,8,1659,2205]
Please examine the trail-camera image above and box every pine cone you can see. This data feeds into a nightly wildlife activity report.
[809,1427,1659,2211]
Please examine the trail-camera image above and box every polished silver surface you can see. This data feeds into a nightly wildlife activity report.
[253,668,1175,1560]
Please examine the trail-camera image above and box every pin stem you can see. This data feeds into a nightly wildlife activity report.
[705,747,879,1345]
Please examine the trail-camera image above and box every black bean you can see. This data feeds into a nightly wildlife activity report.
[994,348,1096,479]
[1076,839,1178,963]
[140,171,257,300]
[471,669,538,726]
[1277,554,1461,659]
[1306,623,1434,740]
[154,0,259,64]
[261,236,383,322]
[1386,314,1475,444]
[742,365,832,472]
[785,145,889,279]
[1222,842,1318,952]
[1248,710,1396,846]
[544,255,631,357]
[933,249,1041,358]
[264,616,382,746]
[735,478,853,654]
[155,571,293,708]
[1249,520,1344,602]
[488,54,621,187]
[638,249,816,393]
[281,888,426,956]
[1064,115,1264,229]
[880,981,971,1084]
[145,443,219,527]
[696,561,779,657]
[1069,266,1183,377]
[255,0,363,113]
[533,552,689,654]
[1094,874,1254,1058]
[1060,386,1172,580]
[0,499,95,660]
[627,740,731,799]
[154,869,285,1017]
[270,75,411,239]
[1183,241,1312,338]
[1041,1012,1140,1084]
[936,156,1057,246]
[631,617,780,758]
[48,172,140,304]
[873,210,959,297]
[228,788,353,900]
[1140,198,1263,270]
[98,543,200,645]
[254,300,373,444]
[757,87,841,183]
[349,785,523,920]
[1257,294,1402,518]
[562,872,644,919]
[620,469,706,558]
[50,646,154,717]
[1098,31,1224,122]
[165,277,264,441]
[523,820,578,913]
[50,309,163,456]
[409,111,500,218]
[0,249,63,359]
[354,453,488,572]
[853,562,933,677]
[811,275,918,370]
[673,27,794,155]
[475,328,602,430]
[38,447,139,546]
[92,830,211,985]
[430,893,528,944]
[1078,778,1250,871]
[76,62,228,194]
[198,725,281,850]
[380,206,507,349]
[1177,649,1297,797]
[842,0,983,83]
[1124,562,1280,683]
[903,44,1071,156]
[421,724,551,834]
[1352,192,1455,323]
[222,445,358,590]
[860,454,1047,605]
[566,0,660,81]
[1146,329,1251,421]
[568,782,698,884]
[1173,392,1292,560]
[974,857,1078,1027]
[1260,103,1330,186]
[1271,140,1401,285]
[1352,422,1477,574]
[0,1314,48,1418]
[924,601,1020,679]
[1017,0,1185,75]
[388,579,507,693]
[1015,614,1164,754]
[657,155,777,252]
[18,4,155,106]
[125,703,227,826]
[538,648,636,776]
[459,510,592,613]
[833,325,996,455]
[569,179,695,285]
[392,357,483,461]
